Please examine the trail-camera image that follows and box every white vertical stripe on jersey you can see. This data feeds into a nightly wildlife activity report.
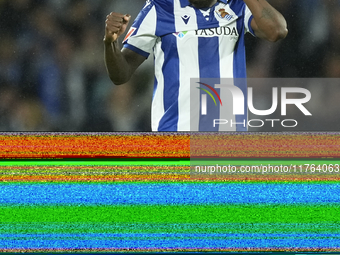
[174,1,200,131]
[152,39,165,131]
[217,9,237,131]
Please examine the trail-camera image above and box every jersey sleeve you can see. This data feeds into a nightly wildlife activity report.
[123,0,158,58]
[244,5,255,36]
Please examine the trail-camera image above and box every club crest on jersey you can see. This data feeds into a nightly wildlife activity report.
[173,31,188,39]
[216,8,234,20]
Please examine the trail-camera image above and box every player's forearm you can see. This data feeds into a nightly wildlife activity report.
[243,0,288,42]
[104,41,132,85]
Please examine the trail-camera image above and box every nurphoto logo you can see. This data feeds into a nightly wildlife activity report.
[190,78,313,131]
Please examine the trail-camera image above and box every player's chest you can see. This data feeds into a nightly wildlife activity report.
[169,2,240,41]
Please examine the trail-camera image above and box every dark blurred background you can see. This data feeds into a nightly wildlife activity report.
[0,0,339,131]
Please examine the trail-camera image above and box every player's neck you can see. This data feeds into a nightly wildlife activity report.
[190,0,218,9]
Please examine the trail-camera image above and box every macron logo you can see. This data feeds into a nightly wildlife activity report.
[182,15,190,24]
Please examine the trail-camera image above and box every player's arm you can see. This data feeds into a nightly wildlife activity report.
[243,0,288,42]
[104,12,146,85]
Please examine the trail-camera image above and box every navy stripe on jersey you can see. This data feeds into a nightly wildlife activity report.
[156,2,180,131]
[198,37,221,132]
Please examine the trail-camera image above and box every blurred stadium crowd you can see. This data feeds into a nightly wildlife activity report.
[0,0,340,131]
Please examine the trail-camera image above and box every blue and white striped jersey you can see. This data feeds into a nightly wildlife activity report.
[123,0,254,131]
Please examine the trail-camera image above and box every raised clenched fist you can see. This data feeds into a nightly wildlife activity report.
[104,12,131,43]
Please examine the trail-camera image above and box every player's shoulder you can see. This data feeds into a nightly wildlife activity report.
[147,0,175,9]
[148,0,174,4]
[137,0,175,20]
